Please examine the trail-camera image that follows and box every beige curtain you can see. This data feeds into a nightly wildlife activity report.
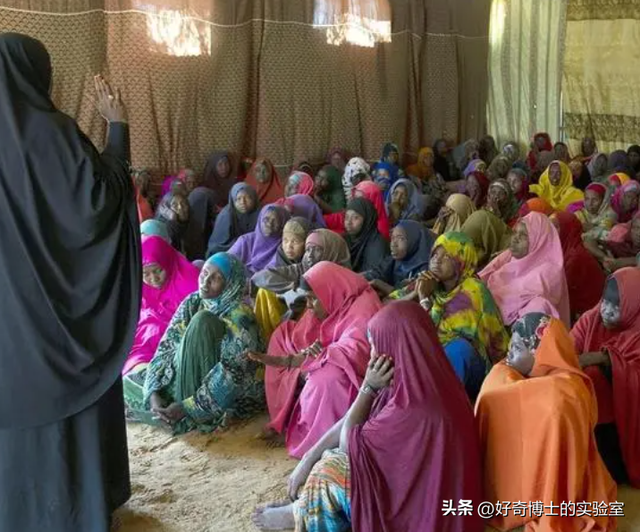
[563,0,640,154]
[0,0,491,176]
[487,0,567,152]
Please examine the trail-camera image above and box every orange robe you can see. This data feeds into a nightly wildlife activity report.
[476,319,617,532]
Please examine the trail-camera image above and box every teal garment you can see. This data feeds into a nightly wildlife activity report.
[123,254,265,433]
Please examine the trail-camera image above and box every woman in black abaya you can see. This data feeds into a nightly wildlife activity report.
[0,34,141,531]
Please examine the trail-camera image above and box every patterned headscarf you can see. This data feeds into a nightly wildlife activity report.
[202,253,246,316]
[140,219,171,243]
[343,157,371,199]
[511,312,551,354]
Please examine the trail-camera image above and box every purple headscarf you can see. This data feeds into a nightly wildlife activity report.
[283,194,327,228]
[227,204,290,275]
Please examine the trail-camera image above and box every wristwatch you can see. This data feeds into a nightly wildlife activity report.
[360,382,379,397]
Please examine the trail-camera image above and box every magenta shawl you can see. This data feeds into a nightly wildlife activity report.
[349,302,483,532]
[265,262,382,458]
[479,212,571,326]
[227,204,290,275]
[122,236,199,375]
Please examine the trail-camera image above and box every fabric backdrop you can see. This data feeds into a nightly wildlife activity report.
[563,0,640,153]
[487,0,567,151]
[0,0,491,175]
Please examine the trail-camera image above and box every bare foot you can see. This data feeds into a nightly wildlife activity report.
[251,502,295,531]
[255,427,286,448]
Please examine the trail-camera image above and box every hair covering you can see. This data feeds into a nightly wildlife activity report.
[508,167,531,204]
[488,178,520,222]
[479,135,499,164]
[386,178,425,220]
[434,193,476,234]
[430,232,510,371]
[390,220,435,284]
[141,219,171,243]
[200,252,247,316]
[502,140,521,163]
[275,217,313,267]
[406,147,435,180]
[572,268,640,486]
[606,212,640,258]
[610,180,640,223]
[123,236,199,375]
[628,144,640,173]
[522,197,555,216]
[608,149,633,175]
[349,301,483,532]
[244,157,284,205]
[0,33,141,427]
[467,170,490,208]
[342,157,370,199]
[327,146,349,168]
[354,180,390,239]
[608,172,631,188]
[227,204,290,275]
[283,194,326,228]
[479,212,571,326]
[463,158,487,178]
[160,173,186,197]
[285,171,315,197]
[477,317,617,531]
[206,182,259,257]
[372,161,400,200]
[530,160,584,211]
[155,191,190,250]
[527,132,553,170]
[292,160,314,176]
[345,197,387,273]
[381,142,400,162]
[486,155,511,182]
[183,187,219,260]
[265,262,382,457]
[317,164,346,212]
[202,151,236,202]
[432,138,452,181]
[588,152,609,183]
[554,211,606,317]
[305,229,351,268]
[460,209,512,265]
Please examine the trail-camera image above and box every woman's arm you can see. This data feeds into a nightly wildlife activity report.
[314,194,334,214]
[583,236,608,262]
[339,354,394,453]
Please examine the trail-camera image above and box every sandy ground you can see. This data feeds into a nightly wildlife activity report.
[119,417,640,532]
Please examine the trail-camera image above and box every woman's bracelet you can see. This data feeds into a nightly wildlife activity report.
[419,297,432,310]
[359,382,379,397]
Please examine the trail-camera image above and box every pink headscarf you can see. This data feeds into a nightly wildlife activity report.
[265,262,382,458]
[479,212,571,327]
[610,180,640,223]
[122,236,199,375]
[349,302,483,532]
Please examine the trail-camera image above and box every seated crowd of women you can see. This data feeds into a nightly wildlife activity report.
[126,138,640,531]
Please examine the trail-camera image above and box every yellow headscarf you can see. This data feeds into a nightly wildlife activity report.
[433,193,476,234]
[530,160,584,211]
[406,147,434,180]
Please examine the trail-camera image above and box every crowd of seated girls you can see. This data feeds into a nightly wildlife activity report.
[126,137,640,531]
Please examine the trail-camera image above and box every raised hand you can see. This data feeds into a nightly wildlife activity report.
[94,74,127,123]
[365,353,394,391]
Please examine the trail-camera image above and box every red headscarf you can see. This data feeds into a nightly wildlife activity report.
[349,302,483,532]
[553,212,606,318]
[467,170,490,208]
[244,158,284,205]
[527,132,553,170]
[571,268,640,487]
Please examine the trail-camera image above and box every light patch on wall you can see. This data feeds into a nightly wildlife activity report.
[489,0,507,47]
[138,4,212,57]
[314,0,392,48]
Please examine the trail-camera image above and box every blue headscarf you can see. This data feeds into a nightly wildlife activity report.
[386,178,426,220]
[391,220,435,285]
[202,253,246,316]
[372,161,400,200]
[140,219,171,243]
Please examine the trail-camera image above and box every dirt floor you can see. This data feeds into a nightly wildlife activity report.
[119,417,640,532]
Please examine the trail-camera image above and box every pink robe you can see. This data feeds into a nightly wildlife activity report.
[479,211,571,327]
[122,236,199,375]
[265,262,382,458]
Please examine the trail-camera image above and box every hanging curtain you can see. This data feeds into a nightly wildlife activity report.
[563,0,640,154]
[487,0,567,151]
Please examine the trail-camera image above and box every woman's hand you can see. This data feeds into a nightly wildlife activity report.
[287,456,315,501]
[416,272,438,300]
[245,350,267,364]
[365,353,394,391]
[152,402,186,425]
[149,392,165,412]
[301,340,322,359]
[579,351,610,369]
[94,74,128,123]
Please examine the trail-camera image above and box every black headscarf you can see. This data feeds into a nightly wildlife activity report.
[345,197,388,273]
[207,182,259,257]
[202,150,236,205]
[183,187,218,261]
[0,34,141,428]
[433,138,452,181]
[607,149,634,177]
[628,145,640,174]
[155,191,190,251]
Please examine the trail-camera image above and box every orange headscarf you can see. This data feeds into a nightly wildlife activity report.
[476,318,617,532]
[244,158,284,205]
